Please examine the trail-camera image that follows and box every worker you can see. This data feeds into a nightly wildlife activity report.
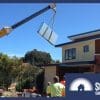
[60,76,66,86]
[50,76,65,97]
[46,82,51,97]
[60,76,66,96]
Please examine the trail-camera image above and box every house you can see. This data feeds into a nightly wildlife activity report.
[78,84,84,92]
[41,29,100,86]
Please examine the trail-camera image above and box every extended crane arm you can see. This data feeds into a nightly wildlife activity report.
[0,3,56,38]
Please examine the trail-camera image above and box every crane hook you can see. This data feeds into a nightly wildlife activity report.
[49,3,56,13]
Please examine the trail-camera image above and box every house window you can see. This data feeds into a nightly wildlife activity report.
[83,45,89,52]
[65,48,76,60]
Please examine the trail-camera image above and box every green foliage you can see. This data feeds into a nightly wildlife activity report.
[0,49,55,93]
[16,64,38,92]
[36,69,44,94]
[16,78,34,92]
[0,53,23,89]
[16,82,23,92]
[23,49,52,65]
[0,53,13,89]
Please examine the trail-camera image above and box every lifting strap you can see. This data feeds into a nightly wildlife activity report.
[41,12,56,38]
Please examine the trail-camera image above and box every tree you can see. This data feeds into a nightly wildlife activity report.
[36,69,44,94]
[0,49,57,92]
[0,53,23,89]
[16,63,39,92]
[0,53,13,89]
[55,60,60,63]
[23,49,52,65]
[16,78,34,92]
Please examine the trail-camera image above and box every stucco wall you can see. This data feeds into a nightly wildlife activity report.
[62,39,95,63]
[44,66,56,87]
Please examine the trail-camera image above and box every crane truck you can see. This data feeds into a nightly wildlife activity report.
[0,4,56,38]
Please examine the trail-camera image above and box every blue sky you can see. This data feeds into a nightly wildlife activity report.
[0,3,100,61]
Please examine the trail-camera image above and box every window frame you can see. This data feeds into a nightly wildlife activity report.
[83,45,89,53]
[65,48,76,60]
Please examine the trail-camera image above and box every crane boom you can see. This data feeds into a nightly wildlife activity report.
[0,3,56,38]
